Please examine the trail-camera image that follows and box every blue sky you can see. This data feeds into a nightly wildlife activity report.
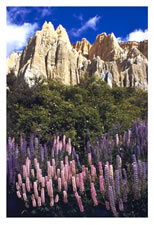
[7,6,148,57]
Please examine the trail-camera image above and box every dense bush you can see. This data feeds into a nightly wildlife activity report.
[7,73,147,152]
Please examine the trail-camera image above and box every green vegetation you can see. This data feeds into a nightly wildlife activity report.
[7,72,147,152]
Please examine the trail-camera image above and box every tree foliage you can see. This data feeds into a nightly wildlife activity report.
[7,73,148,152]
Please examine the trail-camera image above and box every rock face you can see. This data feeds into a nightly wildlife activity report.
[7,21,148,90]
[119,40,148,58]
[72,38,91,58]
[7,52,21,76]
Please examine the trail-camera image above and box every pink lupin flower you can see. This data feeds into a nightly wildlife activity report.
[91,165,96,181]
[41,188,45,204]
[64,165,69,181]
[98,161,103,176]
[37,168,42,182]
[41,177,45,188]
[33,181,38,199]
[59,141,63,152]
[32,199,37,207]
[31,169,35,178]
[17,173,22,186]
[51,166,54,177]
[26,157,31,176]
[72,160,76,175]
[51,147,54,158]
[82,171,86,180]
[45,176,48,183]
[23,193,27,201]
[61,169,65,185]
[26,177,31,192]
[50,198,54,207]
[58,177,62,192]
[72,176,77,192]
[16,182,20,191]
[99,175,105,193]
[34,158,38,170]
[79,173,84,193]
[64,181,68,192]
[76,175,80,188]
[35,162,40,173]
[47,179,53,198]
[55,194,59,203]
[119,198,124,211]
[48,165,52,179]
[22,183,26,193]
[16,191,21,198]
[63,190,68,203]
[22,165,27,178]
[65,156,69,165]
[60,161,64,170]
[47,161,51,168]
[90,183,98,206]
[105,201,110,210]
[52,158,55,167]
[31,194,35,200]
[76,194,84,213]
[57,169,60,178]
[88,153,92,165]
[37,196,41,207]
[66,138,72,155]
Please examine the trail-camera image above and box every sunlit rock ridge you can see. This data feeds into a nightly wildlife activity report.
[7,21,148,90]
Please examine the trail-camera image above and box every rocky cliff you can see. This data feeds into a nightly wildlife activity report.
[7,21,148,90]
[119,40,148,58]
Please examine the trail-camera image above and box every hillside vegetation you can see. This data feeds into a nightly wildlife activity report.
[7,73,147,151]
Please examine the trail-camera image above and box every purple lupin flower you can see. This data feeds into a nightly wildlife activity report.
[132,162,140,199]
[30,134,34,152]
[112,124,116,139]
[118,122,120,138]
[115,169,121,198]
[87,140,91,153]
[44,144,48,159]
[132,154,137,163]
[34,137,39,149]
[136,145,141,158]
[108,185,118,216]
[40,144,44,162]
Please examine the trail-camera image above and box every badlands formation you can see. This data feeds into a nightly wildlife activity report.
[7,21,148,89]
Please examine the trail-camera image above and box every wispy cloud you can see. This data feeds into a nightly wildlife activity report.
[73,14,83,21]
[40,7,52,18]
[70,15,101,37]
[117,29,148,42]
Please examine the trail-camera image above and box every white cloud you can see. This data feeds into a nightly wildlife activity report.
[117,29,148,42]
[70,15,101,37]
[7,23,38,57]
